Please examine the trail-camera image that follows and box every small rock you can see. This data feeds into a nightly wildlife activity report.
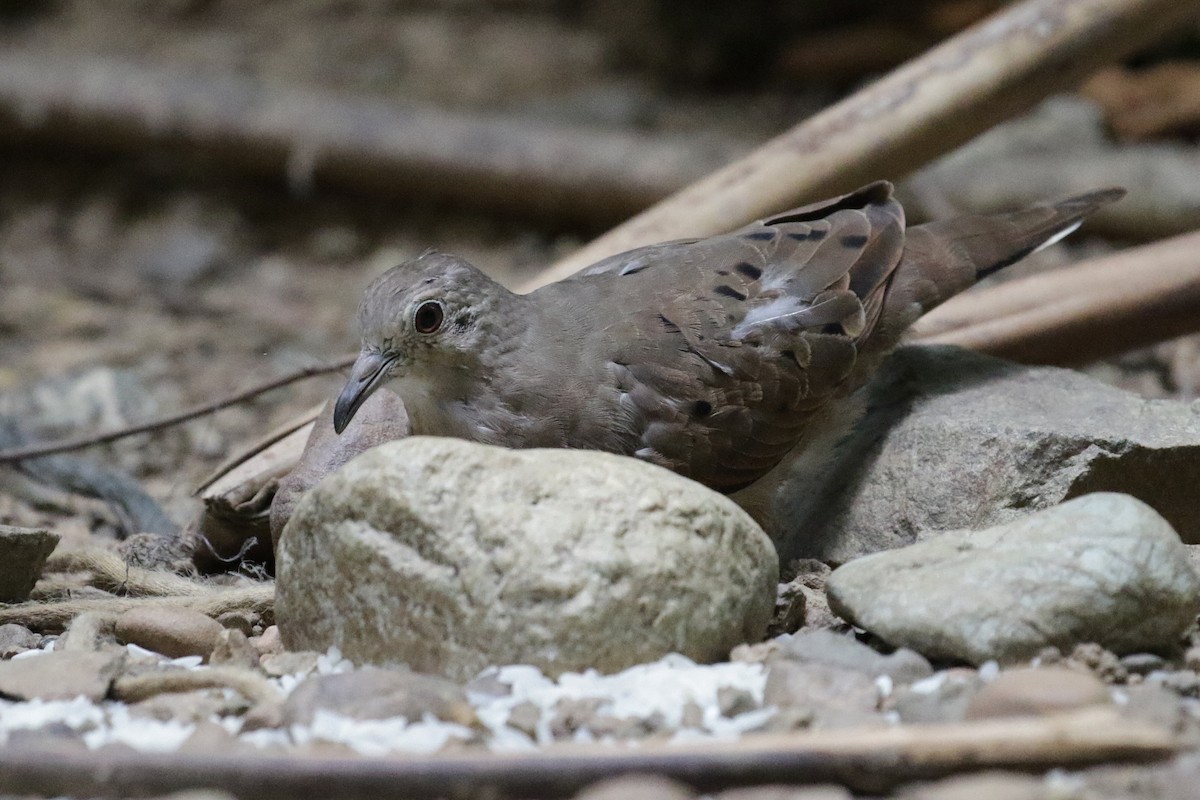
[0,651,124,701]
[0,623,41,658]
[964,667,1111,720]
[769,580,807,636]
[1150,669,1200,698]
[215,611,257,637]
[209,629,259,670]
[276,438,778,680]
[827,494,1200,664]
[281,666,476,727]
[249,625,283,657]
[680,700,706,729]
[716,786,854,800]
[505,700,542,738]
[115,606,225,661]
[259,650,319,678]
[763,661,881,719]
[550,697,605,739]
[575,775,694,800]
[717,686,758,717]
[774,630,932,685]
[1121,653,1168,676]
[0,525,59,602]
[896,771,1046,800]
[1066,642,1129,684]
[888,669,983,724]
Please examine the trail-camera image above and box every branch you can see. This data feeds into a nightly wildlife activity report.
[0,51,745,226]
[913,231,1200,364]
[520,0,1200,291]
[0,709,1175,798]
[0,356,355,464]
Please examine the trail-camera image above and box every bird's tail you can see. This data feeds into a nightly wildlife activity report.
[883,188,1125,326]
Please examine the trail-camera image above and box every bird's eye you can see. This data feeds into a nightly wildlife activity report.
[413,300,444,334]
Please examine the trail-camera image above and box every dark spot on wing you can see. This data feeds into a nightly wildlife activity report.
[840,234,870,248]
[735,262,762,280]
[743,231,775,241]
[781,350,803,368]
[716,269,730,276]
[658,313,682,333]
[714,285,747,301]
[691,400,713,418]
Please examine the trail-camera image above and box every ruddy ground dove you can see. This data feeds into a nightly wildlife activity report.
[333,181,1121,493]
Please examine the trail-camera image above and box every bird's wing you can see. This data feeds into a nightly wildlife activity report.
[585,182,907,491]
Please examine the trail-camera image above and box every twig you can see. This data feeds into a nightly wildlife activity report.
[0,709,1175,798]
[0,356,354,464]
[0,50,746,226]
[0,586,275,633]
[521,0,1199,291]
[914,231,1200,363]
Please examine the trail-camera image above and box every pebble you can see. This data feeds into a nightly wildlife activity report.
[259,650,319,678]
[281,666,477,727]
[773,629,932,685]
[888,669,983,724]
[827,494,1200,664]
[762,661,881,721]
[249,625,283,657]
[1120,653,1168,676]
[574,775,694,800]
[208,629,260,670]
[0,623,41,658]
[0,650,124,702]
[963,667,1111,720]
[115,605,225,661]
[0,525,59,602]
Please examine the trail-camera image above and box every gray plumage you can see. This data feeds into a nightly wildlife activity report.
[334,181,1123,492]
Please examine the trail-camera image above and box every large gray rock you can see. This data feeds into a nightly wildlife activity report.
[276,437,778,681]
[826,493,1200,664]
[769,345,1200,563]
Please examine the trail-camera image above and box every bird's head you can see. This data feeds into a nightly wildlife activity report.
[333,251,500,434]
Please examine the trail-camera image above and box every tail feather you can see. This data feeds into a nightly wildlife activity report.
[886,187,1125,324]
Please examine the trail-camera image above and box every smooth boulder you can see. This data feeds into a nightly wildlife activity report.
[826,493,1200,664]
[276,437,778,681]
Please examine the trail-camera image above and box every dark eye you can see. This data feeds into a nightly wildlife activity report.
[413,301,444,334]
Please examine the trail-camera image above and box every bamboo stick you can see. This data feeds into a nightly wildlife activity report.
[521,0,1200,291]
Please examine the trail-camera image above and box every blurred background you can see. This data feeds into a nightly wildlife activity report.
[0,0,1198,549]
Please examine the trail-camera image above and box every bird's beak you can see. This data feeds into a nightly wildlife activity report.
[333,351,396,434]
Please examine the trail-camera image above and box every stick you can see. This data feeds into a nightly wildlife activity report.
[520,0,1200,291]
[914,231,1200,363]
[0,356,354,464]
[0,51,745,226]
[0,709,1174,798]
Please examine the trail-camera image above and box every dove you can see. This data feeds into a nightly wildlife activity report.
[332,181,1122,493]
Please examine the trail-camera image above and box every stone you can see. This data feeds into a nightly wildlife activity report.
[716,787,854,800]
[0,623,41,658]
[763,661,881,718]
[0,525,58,602]
[208,629,260,670]
[259,650,319,678]
[115,605,225,661]
[769,346,1200,562]
[281,666,476,727]
[773,629,932,685]
[0,651,124,701]
[249,625,283,657]
[575,775,695,800]
[276,437,778,680]
[888,669,983,724]
[827,494,1200,664]
[896,771,1046,800]
[963,667,1111,720]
